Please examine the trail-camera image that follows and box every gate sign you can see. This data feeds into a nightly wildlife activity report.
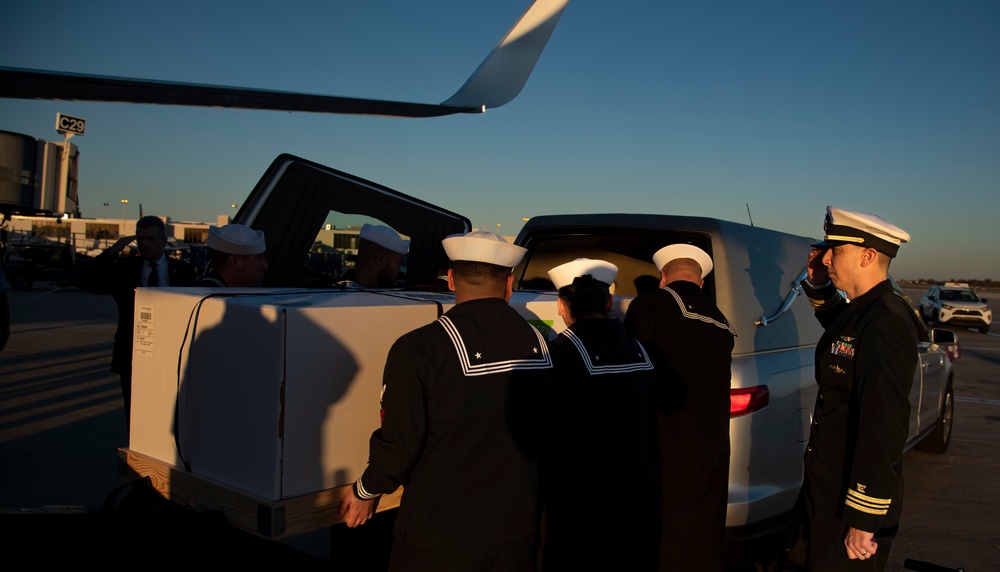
[55,113,86,135]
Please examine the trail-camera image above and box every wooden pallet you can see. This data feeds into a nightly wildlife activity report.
[117,447,402,539]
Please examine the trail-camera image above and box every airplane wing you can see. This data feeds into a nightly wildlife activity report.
[0,0,568,118]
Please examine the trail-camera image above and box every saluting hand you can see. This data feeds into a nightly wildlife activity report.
[806,247,830,285]
[109,234,137,255]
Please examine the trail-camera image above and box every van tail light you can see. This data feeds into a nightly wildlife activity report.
[730,386,769,417]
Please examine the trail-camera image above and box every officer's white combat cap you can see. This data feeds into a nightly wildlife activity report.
[548,258,618,290]
[652,244,714,278]
[821,206,909,258]
[442,231,527,268]
[360,224,409,255]
[207,224,266,256]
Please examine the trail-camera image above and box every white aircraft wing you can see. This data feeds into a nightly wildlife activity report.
[0,0,569,118]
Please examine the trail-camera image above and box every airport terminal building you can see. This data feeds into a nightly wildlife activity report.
[1,127,370,282]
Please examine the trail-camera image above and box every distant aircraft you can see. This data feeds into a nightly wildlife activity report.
[0,0,568,118]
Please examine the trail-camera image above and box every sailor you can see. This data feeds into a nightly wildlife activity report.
[541,258,658,571]
[798,206,916,570]
[197,223,268,287]
[338,223,409,288]
[623,243,736,571]
[339,230,554,572]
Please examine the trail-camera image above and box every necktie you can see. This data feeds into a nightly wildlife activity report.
[148,263,159,287]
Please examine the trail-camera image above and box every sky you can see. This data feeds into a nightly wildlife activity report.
[1,0,998,281]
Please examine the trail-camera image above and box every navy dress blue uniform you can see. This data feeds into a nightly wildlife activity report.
[356,297,554,572]
[799,279,917,570]
[196,270,227,287]
[541,317,658,571]
[624,277,736,570]
[194,223,268,288]
[797,205,917,570]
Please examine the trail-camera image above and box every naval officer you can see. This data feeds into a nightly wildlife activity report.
[798,206,917,570]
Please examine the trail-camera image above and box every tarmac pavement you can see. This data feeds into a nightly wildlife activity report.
[0,284,331,565]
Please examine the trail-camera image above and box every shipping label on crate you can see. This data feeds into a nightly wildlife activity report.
[135,304,155,358]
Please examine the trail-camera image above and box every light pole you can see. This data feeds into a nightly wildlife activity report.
[121,199,128,222]
[231,204,238,223]
[103,202,109,218]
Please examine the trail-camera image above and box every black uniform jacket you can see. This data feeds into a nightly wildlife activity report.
[78,251,197,372]
[196,271,227,287]
[623,281,736,453]
[542,318,659,568]
[359,298,554,548]
[803,279,918,532]
[546,317,658,495]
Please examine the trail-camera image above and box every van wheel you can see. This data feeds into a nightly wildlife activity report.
[914,380,953,454]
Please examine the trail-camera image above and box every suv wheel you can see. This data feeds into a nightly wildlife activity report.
[934,310,946,326]
[980,325,990,334]
[914,380,953,454]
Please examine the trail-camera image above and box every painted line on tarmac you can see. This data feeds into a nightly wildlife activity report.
[12,321,115,334]
[954,397,1000,405]
[29,287,70,299]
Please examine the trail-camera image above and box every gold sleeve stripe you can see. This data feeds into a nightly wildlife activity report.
[844,496,890,511]
[845,489,892,515]
[847,489,892,505]
[845,499,889,515]
[806,293,844,311]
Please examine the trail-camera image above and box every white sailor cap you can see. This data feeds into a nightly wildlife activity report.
[442,231,527,268]
[821,206,909,258]
[652,244,714,278]
[360,224,409,255]
[207,224,265,256]
[548,258,618,290]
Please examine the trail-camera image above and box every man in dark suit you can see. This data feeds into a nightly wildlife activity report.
[79,215,197,434]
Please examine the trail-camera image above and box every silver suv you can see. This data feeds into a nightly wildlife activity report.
[920,283,992,334]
